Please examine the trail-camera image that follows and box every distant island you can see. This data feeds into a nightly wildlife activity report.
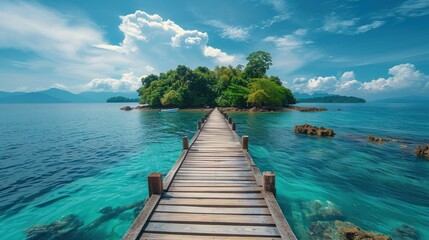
[106,96,140,103]
[138,51,296,108]
[0,88,139,103]
[298,95,366,103]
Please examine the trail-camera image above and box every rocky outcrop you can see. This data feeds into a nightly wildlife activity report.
[120,106,133,111]
[25,214,84,240]
[291,106,327,112]
[392,225,420,240]
[301,200,345,221]
[294,124,335,137]
[308,220,391,240]
[368,136,390,144]
[415,145,429,158]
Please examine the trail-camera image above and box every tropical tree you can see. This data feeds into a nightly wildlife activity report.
[243,51,272,78]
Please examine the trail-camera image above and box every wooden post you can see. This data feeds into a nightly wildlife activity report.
[263,171,276,196]
[148,172,163,197]
[182,136,189,150]
[242,135,248,150]
[197,121,202,130]
[201,117,205,123]
[228,117,232,124]
[224,113,228,119]
[232,122,236,131]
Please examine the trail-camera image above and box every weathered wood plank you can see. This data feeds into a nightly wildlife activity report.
[155,205,270,214]
[150,212,275,225]
[163,192,263,199]
[159,198,267,207]
[144,222,281,237]
[140,233,282,239]
[168,186,262,193]
[123,195,161,240]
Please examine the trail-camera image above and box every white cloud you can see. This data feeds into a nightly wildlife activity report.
[321,14,384,35]
[206,20,249,41]
[84,72,141,92]
[395,0,429,17]
[0,2,237,92]
[362,63,429,91]
[356,21,385,34]
[263,29,313,49]
[289,63,429,99]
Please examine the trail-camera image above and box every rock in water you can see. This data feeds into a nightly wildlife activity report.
[25,214,84,240]
[301,200,345,222]
[368,136,390,144]
[308,220,392,240]
[120,106,132,111]
[415,145,429,158]
[294,124,335,137]
[392,225,420,240]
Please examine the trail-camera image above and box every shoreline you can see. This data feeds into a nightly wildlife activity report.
[124,105,328,112]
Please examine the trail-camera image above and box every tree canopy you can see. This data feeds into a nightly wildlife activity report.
[138,51,296,108]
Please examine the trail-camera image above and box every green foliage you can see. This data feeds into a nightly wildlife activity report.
[106,96,139,103]
[138,51,296,108]
[244,51,272,78]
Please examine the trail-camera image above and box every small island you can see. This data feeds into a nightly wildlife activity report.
[137,51,296,109]
[107,96,140,103]
[298,95,366,103]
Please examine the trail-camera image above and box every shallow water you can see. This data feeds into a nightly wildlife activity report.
[0,103,428,239]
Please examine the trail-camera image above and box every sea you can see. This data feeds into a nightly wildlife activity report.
[0,103,428,239]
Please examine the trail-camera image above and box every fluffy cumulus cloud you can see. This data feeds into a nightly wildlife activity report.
[85,72,141,92]
[97,11,237,65]
[290,63,429,99]
[0,2,237,92]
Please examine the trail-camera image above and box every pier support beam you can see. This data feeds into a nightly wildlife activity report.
[197,121,202,130]
[242,135,248,150]
[148,172,163,197]
[232,123,236,131]
[201,117,205,123]
[228,117,233,124]
[182,136,189,150]
[263,171,276,196]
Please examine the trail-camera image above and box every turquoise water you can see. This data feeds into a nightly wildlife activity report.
[0,103,428,239]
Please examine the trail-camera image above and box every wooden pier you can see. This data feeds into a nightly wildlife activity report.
[123,108,297,239]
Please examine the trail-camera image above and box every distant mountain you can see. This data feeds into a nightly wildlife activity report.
[293,92,333,99]
[373,95,429,103]
[0,88,139,103]
[298,95,366,103]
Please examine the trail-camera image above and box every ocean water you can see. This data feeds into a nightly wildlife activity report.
[0,103,428,239]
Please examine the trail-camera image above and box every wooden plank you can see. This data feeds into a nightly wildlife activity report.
[150,212,275,225]
[163,192,263,199]
[263,191,297,240]
[168,186,262,193]
[174,176,254,181]
[144,222,280,237]
[176,172,253,177]
[155,206,270,215]
[140,233,282,239]
[159,198,267,207]
[179,167,251,171]
[123,194,161,240]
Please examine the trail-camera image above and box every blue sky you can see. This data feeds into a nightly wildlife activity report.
[0,0,428,99]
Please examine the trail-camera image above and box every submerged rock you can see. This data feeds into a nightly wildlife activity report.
[301,200,345,222]
[392,225,420,240]
[368,136,390,144]
[415,145,429,158]
[120,106,132,111]
[291,106,327,112]
[294,124,336,137]
[308,220,391,240]
[25,214,84,240]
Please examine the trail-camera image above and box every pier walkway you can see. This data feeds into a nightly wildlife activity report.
[123,108,296,239]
